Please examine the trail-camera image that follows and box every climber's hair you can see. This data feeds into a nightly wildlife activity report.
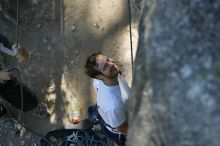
[85,52,102,78]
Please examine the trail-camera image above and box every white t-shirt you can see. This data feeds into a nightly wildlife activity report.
[93,76,129,133]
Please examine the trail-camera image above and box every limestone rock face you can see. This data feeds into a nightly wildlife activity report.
[0,0,16,17]
[128,0,220,146]
[0,117,41,145]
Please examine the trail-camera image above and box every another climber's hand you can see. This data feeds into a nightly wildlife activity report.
[12,44,21,55]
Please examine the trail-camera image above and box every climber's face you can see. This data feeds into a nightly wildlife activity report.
[95,54,120,79]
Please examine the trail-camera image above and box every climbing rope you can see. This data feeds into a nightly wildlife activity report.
[15,0,24,121]
[42,129,112,146]
[60,0,64,35]
[59,130,110,146]
[128,0,134,76]
[16,0,20,45]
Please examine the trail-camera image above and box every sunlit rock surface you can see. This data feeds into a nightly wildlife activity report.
[128,0,220,146]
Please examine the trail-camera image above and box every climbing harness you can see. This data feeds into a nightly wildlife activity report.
[87,105,126,145]
[88,105,118,133]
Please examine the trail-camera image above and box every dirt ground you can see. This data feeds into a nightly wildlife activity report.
[0,0,139,144]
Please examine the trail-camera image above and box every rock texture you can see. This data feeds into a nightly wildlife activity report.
[0,0,139,144]
[128,0,220,146]
[0,117,41,145]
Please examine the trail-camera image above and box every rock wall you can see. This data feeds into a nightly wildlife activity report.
[128,0,220,146]
[0,0,16,18]
[0,117,41,145]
